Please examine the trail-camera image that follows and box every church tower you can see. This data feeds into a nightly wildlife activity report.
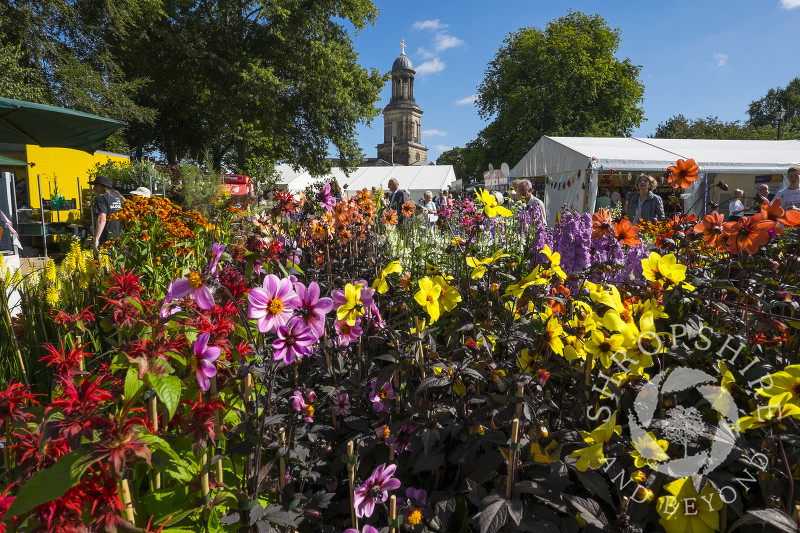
[377,41,428,165]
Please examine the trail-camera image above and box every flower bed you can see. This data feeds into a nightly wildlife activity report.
[0,159,798,532]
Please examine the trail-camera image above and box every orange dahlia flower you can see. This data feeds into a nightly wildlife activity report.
[722,213,775,255]
[591,208,613,239]
[401,201,415,218]
[614,219,642,246]
[381,209,398,226]
[667,158,700,189]
[693,211,726,252]
[761,199,785,235]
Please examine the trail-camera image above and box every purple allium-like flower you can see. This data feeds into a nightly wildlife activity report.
[353,463,402,518]
[331,392,351,417]
[272,318,316,365]
[387,422,416,454]
[171,272,215,310]
[193,331,221,391]
[209,242,225,276]
[406,487,428,507]
[345,526,379,533]
[294,281,333,338]
[369,379,394,413]
[335,318,363,346]
[291,390,315,422]
[248,274,300,333]
[319,182,336,212]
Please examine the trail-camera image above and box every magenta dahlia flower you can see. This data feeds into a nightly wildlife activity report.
[353,463,401,518]
[171,272,215,310]
[335,318,363,346]
[193,332,221,391]
[291,390,315,422]
[293,281,333,338]
[369,379,393,413]
[209,242,225,276]
[272,318,316,365]
[345,527,378,533]
[319,182,336,212]
[248,274,300,333]
[331,392,351,417]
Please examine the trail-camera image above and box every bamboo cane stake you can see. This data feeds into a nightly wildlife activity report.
[347,440,358,530]
[148,395,161,490]
[279,427,287,495]
[506,418,519,499]
[393,370,401,413]
[200,449,210,503]
[121,477,135,523]
[413,316,426,378]
[514,382,524,418]
[389,495,398,533]
[330,405,338,428]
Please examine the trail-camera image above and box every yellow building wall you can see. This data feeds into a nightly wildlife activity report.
[22,146,129,222]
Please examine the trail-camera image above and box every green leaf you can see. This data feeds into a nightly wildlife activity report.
[152,375,182,419]
[6,452,92,517]
[125,366,143,401]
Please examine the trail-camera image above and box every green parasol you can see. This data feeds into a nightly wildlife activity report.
[0,97,125,153]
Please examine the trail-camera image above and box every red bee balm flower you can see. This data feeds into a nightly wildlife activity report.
[40,341,92,380]
[667,158,700,189]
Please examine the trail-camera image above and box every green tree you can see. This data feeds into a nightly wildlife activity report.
[0,0,153,122]
[746,77,800,139]
[116,0,387,174]
[651,114,771,139]
[473,11,645,169]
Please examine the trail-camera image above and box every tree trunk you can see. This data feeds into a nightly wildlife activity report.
[236,138,249,173]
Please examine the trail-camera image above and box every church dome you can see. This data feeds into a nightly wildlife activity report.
[392,54,413,71]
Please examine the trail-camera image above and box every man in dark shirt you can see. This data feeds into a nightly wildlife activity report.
[387,177,410,222]
[89,175,124,252]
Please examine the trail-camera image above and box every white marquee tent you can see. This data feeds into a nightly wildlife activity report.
[276,164,457,204]
[511,137,800,223]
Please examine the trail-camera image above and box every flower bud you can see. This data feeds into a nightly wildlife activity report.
[717,180,730,191]
[534,369,550,387]
[630,470,647,484]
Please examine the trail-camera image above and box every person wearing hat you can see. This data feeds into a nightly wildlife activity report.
[88,175,124,252]
[130,186,152,198]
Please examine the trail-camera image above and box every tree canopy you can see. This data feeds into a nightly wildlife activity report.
[0,0,386,174]
[472,11,645,172]
[653,77,800,141]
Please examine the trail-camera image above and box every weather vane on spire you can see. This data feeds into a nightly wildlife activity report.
[400,39,406,55]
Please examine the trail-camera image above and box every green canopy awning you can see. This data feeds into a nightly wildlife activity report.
[0,154,29,167]
[0,97,125,153]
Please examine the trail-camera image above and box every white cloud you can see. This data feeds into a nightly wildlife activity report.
[434,33,465,53]
[714,53,728,67]
[435,144,453,152]
[415,58,446,76]
[413,19,448,31]
[423,129,447,137]
[455,94,477,105]
[415,47,436,60]
[780,0,800,8]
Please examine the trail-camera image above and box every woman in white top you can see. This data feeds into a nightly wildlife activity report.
[728,189,745,221]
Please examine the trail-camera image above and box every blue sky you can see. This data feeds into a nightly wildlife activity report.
[348,0,800,165]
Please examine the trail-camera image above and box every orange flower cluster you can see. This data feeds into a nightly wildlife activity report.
[110,196,208,253]
[590,208,642,246]
[302,188,378,254]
